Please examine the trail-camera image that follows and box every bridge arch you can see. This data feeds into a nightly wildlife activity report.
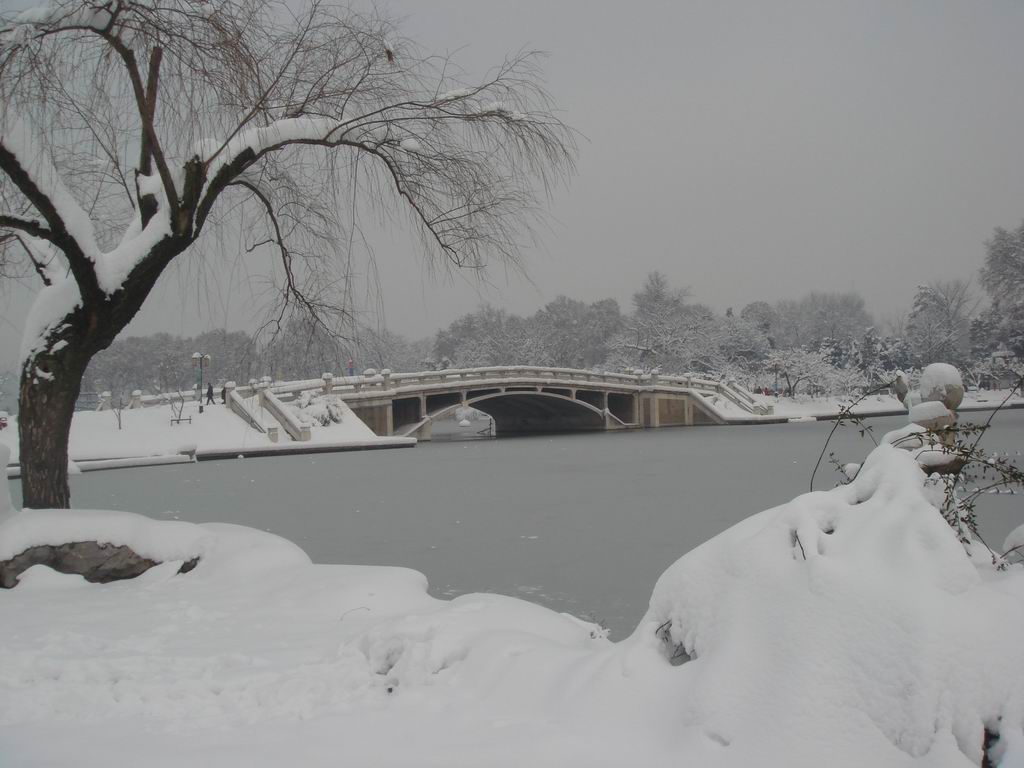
[427,390,607,436]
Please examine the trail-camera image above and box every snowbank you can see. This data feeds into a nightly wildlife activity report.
[0,396,406,469]
[0,443,1021,766]
[640,443,1024,766]
[754,387,1023,421]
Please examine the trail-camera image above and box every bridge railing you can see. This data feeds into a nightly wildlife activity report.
[262,365,756,394]
[258,386,311,441]
[130,366,763,415]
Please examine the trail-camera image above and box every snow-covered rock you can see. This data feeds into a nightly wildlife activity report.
[908,399,954,430]
[0,508,311,589]
[919,362,965,410]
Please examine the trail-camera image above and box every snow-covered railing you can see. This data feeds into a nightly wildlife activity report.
[224,383,278,442]
[271,366,753,395]
[127,366,766,416]
[257,366,767,416]
[258,385,310,442]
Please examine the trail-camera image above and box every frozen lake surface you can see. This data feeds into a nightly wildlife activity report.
[12,410,1024,638]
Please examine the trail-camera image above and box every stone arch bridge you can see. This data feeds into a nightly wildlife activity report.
[266,367,773,440]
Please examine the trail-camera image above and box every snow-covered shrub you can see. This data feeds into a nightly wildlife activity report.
[291,392,345,426]
[820,365,1023,562]
[289,392,347,427]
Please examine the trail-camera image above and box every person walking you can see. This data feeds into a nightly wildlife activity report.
[206,383,215,405]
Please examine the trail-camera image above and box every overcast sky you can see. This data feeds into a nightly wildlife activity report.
[2,0,1024,371]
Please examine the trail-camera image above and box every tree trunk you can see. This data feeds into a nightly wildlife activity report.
[15,240,185,510]
[18,345,88,509]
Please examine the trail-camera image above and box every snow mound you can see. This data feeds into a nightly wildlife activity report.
[354,592,606,689]
[1005,524,1024,556]
[637,442,1024,765]
[2,442,1022,765]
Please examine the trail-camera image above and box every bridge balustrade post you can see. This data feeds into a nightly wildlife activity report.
[382,369,392,390]
[322,373,334,394]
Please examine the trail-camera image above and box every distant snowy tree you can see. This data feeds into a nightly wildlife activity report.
[878,334,912,373]
[352,327,430,373]
[0,1,573,507]
[529,296,622,368]
[905,281,975,367]
[853,325,905,387]
[740,301,777,347]
[607,272,724,373]
[764,348,831,396]
[434,306,535,367]
[979,220,1024,356]
[772,292,873,350]
[717,314,770,371]
[86,329,257,395]
[819,364,867,397]
[260,317,337,380]
[856,326,882,375]
[969,309,1002,359]
[817,337,852,369]
[0,370,12,412]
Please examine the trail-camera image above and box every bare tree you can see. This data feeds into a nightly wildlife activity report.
[0,0,574,508]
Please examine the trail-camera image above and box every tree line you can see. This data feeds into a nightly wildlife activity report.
[84,219,1024,399]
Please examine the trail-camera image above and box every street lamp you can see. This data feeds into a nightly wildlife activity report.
[192,352,211,413]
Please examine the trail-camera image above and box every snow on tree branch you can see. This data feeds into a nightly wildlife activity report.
[0,120,100,265]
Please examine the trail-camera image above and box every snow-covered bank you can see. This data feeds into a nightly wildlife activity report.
[1,441,1022,766]
[0,398,413,473]
[752,388,1024,421]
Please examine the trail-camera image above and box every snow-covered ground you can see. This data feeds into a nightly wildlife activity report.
[1,397,413,473]
[753,388,1024,421]
[1,442,1022,766]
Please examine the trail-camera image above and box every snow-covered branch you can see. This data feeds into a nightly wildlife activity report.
[0,121,100,272]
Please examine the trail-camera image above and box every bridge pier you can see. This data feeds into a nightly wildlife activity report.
[349,401,394,436]
[641,393,659,427]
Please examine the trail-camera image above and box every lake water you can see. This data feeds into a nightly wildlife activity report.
[11,410,1024,638]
